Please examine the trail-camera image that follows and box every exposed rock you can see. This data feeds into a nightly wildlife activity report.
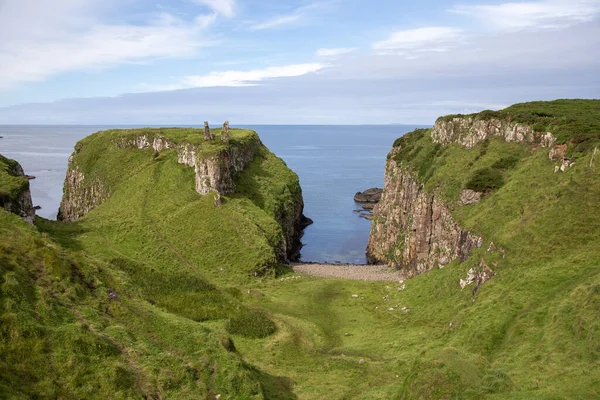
[460,189,482,205]
[367,149,482,277]
[431,117,556,150]
[360,213,374,220]
[222,121,230,143]
[354,188,383,203]
[549,144,568,161]
[459,259,495,296]
[204,121,214,140]
[0,156,36,224]
[57,155,111,221]
[362,203,376,210]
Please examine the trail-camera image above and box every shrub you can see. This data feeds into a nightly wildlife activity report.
[225,310,277,338]
[466,168,504,192]
[491,155,520,170]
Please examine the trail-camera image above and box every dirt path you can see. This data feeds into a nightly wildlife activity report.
[291,263,406,282]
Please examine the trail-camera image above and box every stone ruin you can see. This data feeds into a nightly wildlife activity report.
[204,121,214,140]
[222,121,230,143]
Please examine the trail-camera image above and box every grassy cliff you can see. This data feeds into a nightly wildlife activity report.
[1,127,304,398]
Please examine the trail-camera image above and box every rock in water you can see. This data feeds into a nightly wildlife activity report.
[354,188,383,203]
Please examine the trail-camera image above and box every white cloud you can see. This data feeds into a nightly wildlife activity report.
[145,63,326,91]
[0,0,216,89]
[248,1,337,30]
[249,14,303,30]
[372,27,463,54]
[192,0,237,18]
[317,48,357,57]
[451,0,600,31]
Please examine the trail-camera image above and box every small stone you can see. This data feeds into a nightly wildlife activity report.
[460,189,481,205]
[359,358,365,364]
[388,307,395,311]
[351,294,359,298]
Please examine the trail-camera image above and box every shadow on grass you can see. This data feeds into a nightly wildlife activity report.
[245,363,298,400]
[35,217,89,252]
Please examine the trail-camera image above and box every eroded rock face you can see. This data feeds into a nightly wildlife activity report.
[367,150,482,277]
[431,117,557,149]
[0,157,35,224]
[57,155,110,221]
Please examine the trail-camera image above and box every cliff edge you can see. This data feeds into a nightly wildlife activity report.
[0,154,35,224]
[57,127,307,266]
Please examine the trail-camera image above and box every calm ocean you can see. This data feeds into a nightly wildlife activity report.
[0,124,422,263]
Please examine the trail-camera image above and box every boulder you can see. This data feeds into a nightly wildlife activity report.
[354,188,383,203]
[460,189,482,205]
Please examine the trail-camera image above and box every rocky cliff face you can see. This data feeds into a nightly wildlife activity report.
[115,135,262,195]
[0,155,35,224]
[431,116,558,150]
[367,116,566,276]
[367,149,482,276]
[57,155,110,221]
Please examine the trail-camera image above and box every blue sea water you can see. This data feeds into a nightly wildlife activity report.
[0,124,422,263]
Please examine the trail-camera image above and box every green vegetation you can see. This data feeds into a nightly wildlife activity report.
[226,310,277,339]
[0,209,265,399]
[0,154,29,200]
[465,167,505,192]
[3,102,600,399]
[439,99,600,154]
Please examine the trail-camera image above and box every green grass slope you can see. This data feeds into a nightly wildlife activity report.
[0,206,268,399]
[4,102,599,399]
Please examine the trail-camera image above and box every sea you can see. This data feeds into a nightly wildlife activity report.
[0,124,423,264]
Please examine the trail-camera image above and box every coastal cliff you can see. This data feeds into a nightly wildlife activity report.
[367,100,599,277]
[0,154,35,224]
[57,127,307,264]
[367,151,482,276]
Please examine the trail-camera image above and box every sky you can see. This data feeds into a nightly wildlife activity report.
[0,0,598,124]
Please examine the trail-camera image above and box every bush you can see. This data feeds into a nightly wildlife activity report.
[491,155,520,170]
[466,168,504,192]
[225,310,277,338]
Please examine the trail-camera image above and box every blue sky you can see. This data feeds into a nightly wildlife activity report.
[0,0,598,124]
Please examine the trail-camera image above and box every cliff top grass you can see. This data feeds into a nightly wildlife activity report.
[0,154,29,199]
[438,99,600,152]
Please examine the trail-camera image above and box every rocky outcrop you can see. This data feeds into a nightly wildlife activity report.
[115,135,261,195]
[367,149,482,277]
[0,155,36,224]
[57,155,110,221]
[354,188,383,203]
[431,117,557,149]
[460,189,482,205]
